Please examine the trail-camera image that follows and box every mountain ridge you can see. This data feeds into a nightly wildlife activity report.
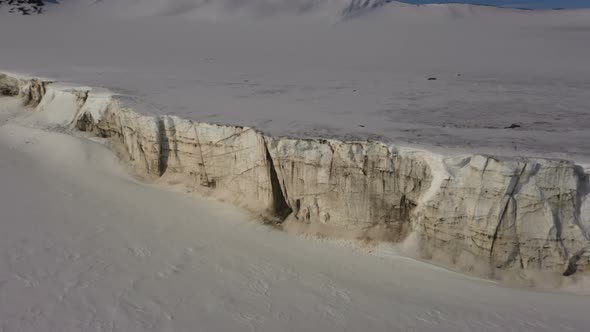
[4,0,586,17]
[0,0,46,14]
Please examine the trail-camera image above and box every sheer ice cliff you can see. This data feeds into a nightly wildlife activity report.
[2,73,589,277]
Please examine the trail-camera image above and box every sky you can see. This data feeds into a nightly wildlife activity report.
[400,0,590,9]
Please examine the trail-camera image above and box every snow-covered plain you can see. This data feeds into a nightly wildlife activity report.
[1,95,590,331]
[1,0,590,161]
[2,1,590,331]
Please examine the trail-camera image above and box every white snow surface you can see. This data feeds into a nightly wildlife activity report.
[1,96,590,331]
[1,1,590,161]
[2,2,590,330]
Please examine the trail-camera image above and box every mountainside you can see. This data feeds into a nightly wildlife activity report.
[2,0,588,19]
[0,0,46,14]
[0,0,518,18]
[71,0,401,19]
[1,0,392,17]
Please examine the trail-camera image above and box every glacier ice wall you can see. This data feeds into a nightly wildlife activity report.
[2,72,589,276]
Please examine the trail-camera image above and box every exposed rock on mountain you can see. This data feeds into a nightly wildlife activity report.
[0,0,46,15]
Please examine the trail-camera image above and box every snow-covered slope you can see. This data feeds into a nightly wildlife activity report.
[2,104,590,331]
[2,0,590,271]
[2,1,589,160]
[0,0,46,14]
[0,0,402,18]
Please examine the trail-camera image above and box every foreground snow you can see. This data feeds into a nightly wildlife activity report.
[1,100,590,331]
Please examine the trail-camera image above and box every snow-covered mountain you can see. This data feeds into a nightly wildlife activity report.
[0,0,465,18]
[1,0,384,16]
[1,0,582,19]
[343,0,396,15]
[70,0,402,19]
[0,0,47,14]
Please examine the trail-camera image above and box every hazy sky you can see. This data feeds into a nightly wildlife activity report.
[400,0,590,9]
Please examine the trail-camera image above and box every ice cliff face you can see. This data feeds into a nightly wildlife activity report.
[2,73,589,277]
[417,156,590,274]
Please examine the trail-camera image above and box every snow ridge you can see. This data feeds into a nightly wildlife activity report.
[342,0,395,16]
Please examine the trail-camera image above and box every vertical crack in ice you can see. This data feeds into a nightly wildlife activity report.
[192,124,212,187]
[157,117,170,176]
[264,140,292,222]
[490,162,527,267]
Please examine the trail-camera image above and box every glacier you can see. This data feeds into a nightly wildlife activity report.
[3,72,588,278]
